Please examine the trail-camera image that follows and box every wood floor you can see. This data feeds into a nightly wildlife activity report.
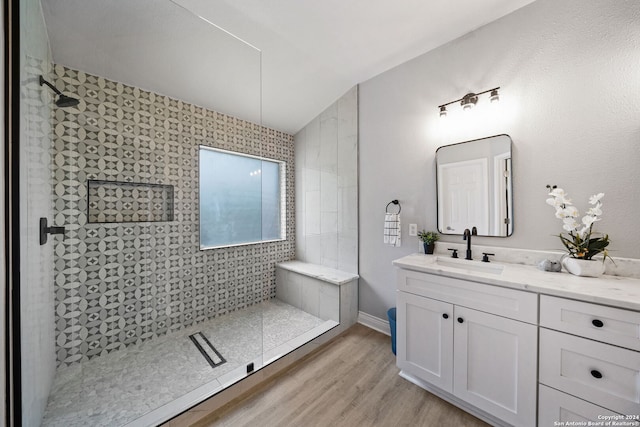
[176,323,488,427]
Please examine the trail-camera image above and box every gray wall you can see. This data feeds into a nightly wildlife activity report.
[294,86,358,274]
[52,66,295,366]
[359,0,640,319]
[19,0,56,424]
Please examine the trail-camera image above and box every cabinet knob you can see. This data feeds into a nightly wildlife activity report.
[590,370,603,379]
[592,319,604,328]
[442,313,449,319]
[457,317,464,323]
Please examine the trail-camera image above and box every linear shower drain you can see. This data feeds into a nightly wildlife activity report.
[189,332,226,368]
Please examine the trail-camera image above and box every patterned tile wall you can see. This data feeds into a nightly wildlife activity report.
[52,65,295,366]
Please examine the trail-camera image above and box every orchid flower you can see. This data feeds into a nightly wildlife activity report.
[549,188,572,205]
[582,215,600,227]
[562,217,579,232]
[545,187,610,261]
[586,203,602,216]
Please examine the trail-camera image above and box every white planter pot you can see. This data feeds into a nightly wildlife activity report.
[562,257,605,277]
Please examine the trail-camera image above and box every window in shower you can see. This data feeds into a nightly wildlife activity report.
[199,146,285,249]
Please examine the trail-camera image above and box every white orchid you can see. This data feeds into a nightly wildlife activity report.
[586,203,602,216]
[562,217,579,232]
[582,215,600,228]
[546,197,561,207]
[549,188,572,205]
[555,205,578,219]
[545,186,610,261]
[565,205,579,217]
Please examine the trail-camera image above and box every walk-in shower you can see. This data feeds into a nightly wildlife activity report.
[16,1,339,425]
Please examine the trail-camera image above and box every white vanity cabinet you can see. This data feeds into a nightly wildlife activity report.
[396,269,538,427]
[539,295,640,423]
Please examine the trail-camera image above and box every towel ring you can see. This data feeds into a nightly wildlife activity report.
[386,200,401,214]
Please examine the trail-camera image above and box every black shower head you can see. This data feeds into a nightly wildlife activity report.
[55,94,80,108]
[39,75,80,108]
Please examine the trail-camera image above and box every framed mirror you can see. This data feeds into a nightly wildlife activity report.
[436,134,513,237]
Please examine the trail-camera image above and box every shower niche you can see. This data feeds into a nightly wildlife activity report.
[87,180,174,223]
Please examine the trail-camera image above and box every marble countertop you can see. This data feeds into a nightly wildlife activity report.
[393,253,640,311]
[276,261,359,286]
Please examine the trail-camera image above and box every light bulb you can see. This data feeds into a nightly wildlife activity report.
[490,89,500,103]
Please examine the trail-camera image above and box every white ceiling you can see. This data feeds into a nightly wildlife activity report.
[42,0,536,134]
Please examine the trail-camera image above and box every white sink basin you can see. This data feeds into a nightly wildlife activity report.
[434,256,505,275]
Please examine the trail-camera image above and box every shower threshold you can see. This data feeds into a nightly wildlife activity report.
[41,299,337,427]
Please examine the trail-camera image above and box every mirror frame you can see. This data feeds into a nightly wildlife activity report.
[436,134,513,237]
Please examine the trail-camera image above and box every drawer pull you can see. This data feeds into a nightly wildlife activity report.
[442,313,449,319]
[592,319,604,328]
[457,317,464,323]
[590,369,603,379]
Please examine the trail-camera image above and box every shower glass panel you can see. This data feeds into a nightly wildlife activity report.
[20,0,265,425]
[19,1,56,426]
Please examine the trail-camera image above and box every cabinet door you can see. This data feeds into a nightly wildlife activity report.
[453,306,537,427]
[397,291,453,393]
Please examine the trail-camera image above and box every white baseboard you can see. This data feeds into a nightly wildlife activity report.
[357,311,390,336]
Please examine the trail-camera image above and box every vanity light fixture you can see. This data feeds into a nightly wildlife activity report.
[438,87,500,116]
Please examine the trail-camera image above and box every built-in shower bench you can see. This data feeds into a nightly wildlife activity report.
[275,261,358,332]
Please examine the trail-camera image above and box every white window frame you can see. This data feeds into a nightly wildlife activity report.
[199,145,286,250]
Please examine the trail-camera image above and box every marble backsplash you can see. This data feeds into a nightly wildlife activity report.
[431,243,640,280]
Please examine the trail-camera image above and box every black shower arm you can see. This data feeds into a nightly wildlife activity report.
[39,75,64,96]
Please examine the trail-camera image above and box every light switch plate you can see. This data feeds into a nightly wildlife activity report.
[409,224,417,236]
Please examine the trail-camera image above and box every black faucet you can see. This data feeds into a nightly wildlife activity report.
[462,226,478,260]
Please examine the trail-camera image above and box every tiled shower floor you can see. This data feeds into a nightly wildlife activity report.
[41,299,337,427]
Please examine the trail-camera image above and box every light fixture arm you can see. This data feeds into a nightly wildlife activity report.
[437,86,500,109]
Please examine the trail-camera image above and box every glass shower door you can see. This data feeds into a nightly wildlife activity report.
[28,0,265,425]
[18,1,56,425]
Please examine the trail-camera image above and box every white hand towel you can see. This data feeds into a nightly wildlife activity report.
[384,213,401,247]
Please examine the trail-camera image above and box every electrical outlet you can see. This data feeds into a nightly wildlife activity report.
[409,224,417,236]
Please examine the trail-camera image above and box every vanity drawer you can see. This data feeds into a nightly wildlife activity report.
[540,295,640,350]
[397,269,537,323]
[539,384,622,426]
[539,328,640,415]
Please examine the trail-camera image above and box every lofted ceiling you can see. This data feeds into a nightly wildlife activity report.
[42,0,536,135]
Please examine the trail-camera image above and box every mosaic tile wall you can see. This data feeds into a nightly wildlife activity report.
[52,65,295,366]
